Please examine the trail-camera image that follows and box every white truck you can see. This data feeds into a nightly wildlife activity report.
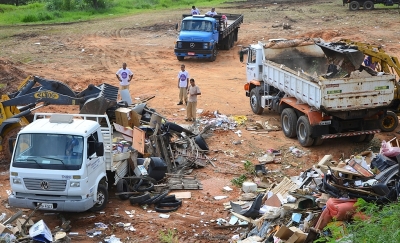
[8,113,131,212]
[242,38,397,146]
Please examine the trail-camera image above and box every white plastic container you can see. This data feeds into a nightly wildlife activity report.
[242,182,257,193]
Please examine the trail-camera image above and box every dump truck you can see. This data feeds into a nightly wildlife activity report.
[345,0,400,10]
[0,76,118,162]
[174,13,244,61]
[8,113,132,212]
[241,38,396,146]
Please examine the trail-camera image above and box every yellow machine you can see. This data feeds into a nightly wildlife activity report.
[341,39,400,132]
[0,76,118,162]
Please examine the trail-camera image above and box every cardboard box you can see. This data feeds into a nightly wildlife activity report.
[115,108,133,128]
[274,225,307,243]
[115,108,141,128]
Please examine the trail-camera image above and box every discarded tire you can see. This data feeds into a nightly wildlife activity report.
[164,122,184,133]
[194,135,209,151]
[154,204,181,213]
[135,179,154,192]
[116,179,130,200]
[159,195,176,203]
[129,193,150,205]
[139,191,169,205]
[157,199,182,208]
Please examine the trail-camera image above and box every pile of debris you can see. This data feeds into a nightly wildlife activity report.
[221,137,400,242]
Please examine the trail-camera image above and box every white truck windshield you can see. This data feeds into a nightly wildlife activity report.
[13,133,84,170]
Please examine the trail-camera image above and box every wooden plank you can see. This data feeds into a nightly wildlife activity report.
[347,159,374,177]
[169,192,192,199]
[132,127,145,155]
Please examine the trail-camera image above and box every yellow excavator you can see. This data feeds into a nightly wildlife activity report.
[340,39,400,132]
[0,76,118,162]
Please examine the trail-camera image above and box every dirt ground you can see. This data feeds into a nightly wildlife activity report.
[1,0,400,242]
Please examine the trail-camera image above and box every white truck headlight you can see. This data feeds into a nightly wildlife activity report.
[70,182,80,187]
[13,178,22,184]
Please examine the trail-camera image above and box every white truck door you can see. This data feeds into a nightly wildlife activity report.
[246,47,260,82]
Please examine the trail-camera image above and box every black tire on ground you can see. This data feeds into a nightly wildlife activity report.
[164,122,184,133]
[159,194,176,203]
[177,56,184,61]
[296,116,314,147]
[129,193,150,205]
[364,134,375,142]
[349,1,360,10]
[116,179,130,200]
[194,135,209,151]
[379,111,399,132]
[313,136,324,146]
[363,1,374,9]
[157,199,182,208]
[89,184,108,212]
[351,134,367,143]
[281,108,298,138]
[210,46,217,62]
[250,87,264,115]
[136,182,154,192]
[154,204,181,213]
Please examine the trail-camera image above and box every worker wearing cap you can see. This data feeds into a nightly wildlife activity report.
[221,15,228,29]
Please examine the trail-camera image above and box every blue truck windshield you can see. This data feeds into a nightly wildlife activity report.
[12,133,84,170]
[182,20,213,32]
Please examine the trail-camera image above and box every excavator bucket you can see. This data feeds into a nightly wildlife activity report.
[79,83,119,115]
[315,41,365,70]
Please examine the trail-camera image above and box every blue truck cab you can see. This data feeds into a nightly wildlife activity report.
[174,14,244,62]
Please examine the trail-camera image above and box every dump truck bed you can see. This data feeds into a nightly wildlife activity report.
[263,60,396,112]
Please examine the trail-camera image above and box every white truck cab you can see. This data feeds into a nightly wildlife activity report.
[9,113,111,212]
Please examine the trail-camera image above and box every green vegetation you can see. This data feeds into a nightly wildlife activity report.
[159,229,179,243]
[0,0,228,25]
[317,198,400,243]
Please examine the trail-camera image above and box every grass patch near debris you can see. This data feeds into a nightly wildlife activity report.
[159,228,179,243]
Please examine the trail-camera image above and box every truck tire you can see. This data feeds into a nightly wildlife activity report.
[89,184,108,212]
[250,87,264,115]
[281,108,298,138]
[210,46,217,62]
[379,111,398,132]
[349,1,360,10]
[364,134,375,142]
[363,1,374,9]
[116,179,130,200]
[313,136,324,146]
[296,116,314,147]
[177,56,184,61]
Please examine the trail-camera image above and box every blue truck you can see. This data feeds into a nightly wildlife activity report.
[174,13,244,61]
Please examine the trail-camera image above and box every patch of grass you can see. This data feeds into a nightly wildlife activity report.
[231,174,246,187]
[159,229,178,243]
[317,198,400,243]
[244,160,255,174]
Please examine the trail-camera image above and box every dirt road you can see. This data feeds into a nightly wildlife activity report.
[1,1,400,242]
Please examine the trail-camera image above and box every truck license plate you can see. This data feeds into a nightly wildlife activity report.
[188,52,195,56]
[39,203,53,209]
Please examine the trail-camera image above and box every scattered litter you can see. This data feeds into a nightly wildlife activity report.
[216,218,228,225]
[94,222,108,230]
[214,196,228,200]
[223,186,233,191]
[159,214,170,219]
[258,153,275,163]
[229,215,239,225]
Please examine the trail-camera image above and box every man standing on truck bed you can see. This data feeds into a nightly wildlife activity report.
[116,62,133,93]
[205,7,217,17]
[191,6,200,15]
[177,64,189,105]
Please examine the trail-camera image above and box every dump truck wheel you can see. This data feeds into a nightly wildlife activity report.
[281,108,298,138]
[250,87,264,115]
[379,111,398,132]
[89,184,108,212]
[1,127,20,163]
[116,179,130,200]
[363,1,374,9]
[296,116,314,147]
[364,134,374,142]
[177,56,184,61]
[313,136,324,146]
[349,1,360,10]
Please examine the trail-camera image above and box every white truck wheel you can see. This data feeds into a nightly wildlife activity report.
[89,184,108,212]
[281,108,298,138]
[250,87,264,115]
[296,116,314,147]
